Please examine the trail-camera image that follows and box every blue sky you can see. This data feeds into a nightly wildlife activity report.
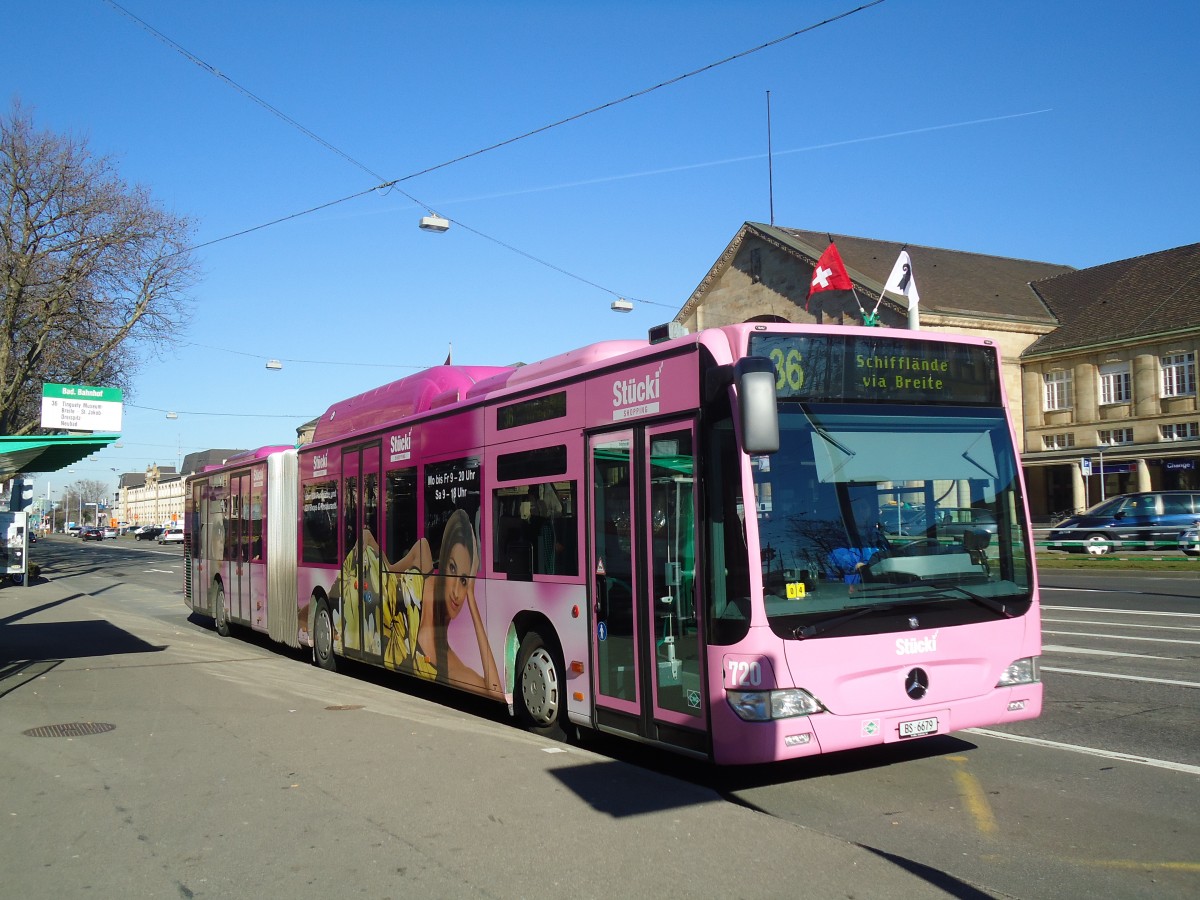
[7,0,1198,500]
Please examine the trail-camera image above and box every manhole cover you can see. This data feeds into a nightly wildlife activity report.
[23,722,116,738]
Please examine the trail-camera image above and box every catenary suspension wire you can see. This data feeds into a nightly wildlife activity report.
[105,0,887,307]
[181,340,426,369]
[394,1,889,184]
[127,403,317,419]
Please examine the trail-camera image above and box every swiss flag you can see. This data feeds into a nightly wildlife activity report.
[807,243,853,298]
[806,242,854,318]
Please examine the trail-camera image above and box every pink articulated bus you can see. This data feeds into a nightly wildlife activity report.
[184,322,1042,765]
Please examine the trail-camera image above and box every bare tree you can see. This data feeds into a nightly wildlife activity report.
[62,478,113,526]
[0,100,198,435]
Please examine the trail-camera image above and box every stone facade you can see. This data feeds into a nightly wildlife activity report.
[114,464,184,528]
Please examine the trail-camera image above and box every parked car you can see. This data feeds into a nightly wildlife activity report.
[80,527,104,541]
[158,527,184,544]
[1178,522,1200,557]
[135,526,163,541]
[880,505,998,540]
[921,507,999,540]
[1047,491,1200,556]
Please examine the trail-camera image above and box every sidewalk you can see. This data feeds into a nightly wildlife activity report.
[1,571,988,899]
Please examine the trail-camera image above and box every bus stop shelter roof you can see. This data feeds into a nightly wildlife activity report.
[0,433,121,480]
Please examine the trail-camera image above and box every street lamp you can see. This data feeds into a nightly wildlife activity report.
[419,214,450,233]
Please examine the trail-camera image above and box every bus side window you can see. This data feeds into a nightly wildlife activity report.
[497,506,532,580]
[492,481,577,579]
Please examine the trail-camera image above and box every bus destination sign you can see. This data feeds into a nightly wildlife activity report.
[750,334,1000,405]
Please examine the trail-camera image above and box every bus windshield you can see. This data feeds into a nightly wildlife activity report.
[752,402,1033,635]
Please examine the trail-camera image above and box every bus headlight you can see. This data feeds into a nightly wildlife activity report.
[996,656,1039,687]
[727,688,825,721]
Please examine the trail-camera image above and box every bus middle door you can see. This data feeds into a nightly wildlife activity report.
[230,472,250,624]
[340,444,384,664]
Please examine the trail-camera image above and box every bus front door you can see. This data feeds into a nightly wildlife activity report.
[589,423,706,754]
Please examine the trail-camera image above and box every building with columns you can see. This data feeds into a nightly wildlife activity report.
[1020,243,1200,515]
[114,449,245,528]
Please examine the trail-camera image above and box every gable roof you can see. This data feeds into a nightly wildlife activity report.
[679,222,1073,325]
[1024,242,1200,356]
[769,226,1073,322]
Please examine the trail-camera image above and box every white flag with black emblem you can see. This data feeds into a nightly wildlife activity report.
[884,250,920,329]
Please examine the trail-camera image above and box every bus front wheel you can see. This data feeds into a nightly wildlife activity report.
[313,599,337,672]
[515,629,566,741]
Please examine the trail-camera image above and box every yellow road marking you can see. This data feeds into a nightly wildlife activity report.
[947,755,997,835]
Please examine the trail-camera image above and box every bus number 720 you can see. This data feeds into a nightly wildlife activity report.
[727,659,763,687]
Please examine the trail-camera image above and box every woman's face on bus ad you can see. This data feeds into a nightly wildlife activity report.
[441,541,473,619]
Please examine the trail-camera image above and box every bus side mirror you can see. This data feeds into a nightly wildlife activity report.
[736,357,779,454]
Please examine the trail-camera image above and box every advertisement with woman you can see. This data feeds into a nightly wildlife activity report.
[382,455,498,693]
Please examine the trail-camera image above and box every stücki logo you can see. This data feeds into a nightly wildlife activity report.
[312,452,329,476]
[612,364,663,421]
[390,431,412,462]
[896,631,939,656]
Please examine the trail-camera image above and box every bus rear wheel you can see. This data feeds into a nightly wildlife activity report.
[515,629,566,741]
[214,586,230,637]
[313,599,337,672]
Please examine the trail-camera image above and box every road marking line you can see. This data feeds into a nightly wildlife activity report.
[1042,629,1200,646]
[1043,604,1200,618]
[1040,665,1200,689]
[1043,617,1200,632]
[947,756,997,835]
[1086,859,1200,873]
[965,728,1200,775]
[1041,644,1178,660]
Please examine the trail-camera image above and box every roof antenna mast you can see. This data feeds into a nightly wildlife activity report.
[766,91,775,226]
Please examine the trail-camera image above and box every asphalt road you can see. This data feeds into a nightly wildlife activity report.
[10,536,1200,898]
[695,567,1200,899]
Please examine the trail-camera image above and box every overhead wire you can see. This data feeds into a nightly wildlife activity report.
[180,340,426,369]
[394,0,888,184]
[127,402,318,419]
[104,0,888,308]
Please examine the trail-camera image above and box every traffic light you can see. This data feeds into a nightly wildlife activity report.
[10,477,34,511]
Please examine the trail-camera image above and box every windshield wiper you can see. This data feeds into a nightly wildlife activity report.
[794,602,896,640]
[917,580,1015,618]
[798,403,856,459]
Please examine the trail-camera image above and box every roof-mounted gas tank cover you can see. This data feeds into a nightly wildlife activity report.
[648,322,688,344]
